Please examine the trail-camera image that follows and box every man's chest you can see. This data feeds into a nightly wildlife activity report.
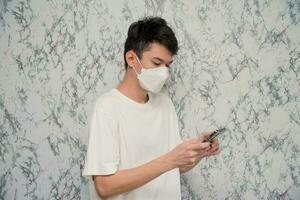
[116,108,172,165]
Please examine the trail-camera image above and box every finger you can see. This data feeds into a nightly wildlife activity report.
[210,145,219,151]
[211,149,221,155]
[208,147,220,155]
[189,141,211,150]
[195,149,208,156]
[210,141,219,148]
[188,138,203,144]
[211,138,219,144]
[206,145,218,153]
[208,139,219,148]
[186,139,212,152]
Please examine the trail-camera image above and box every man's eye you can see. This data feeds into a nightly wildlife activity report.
[153,62,160,66]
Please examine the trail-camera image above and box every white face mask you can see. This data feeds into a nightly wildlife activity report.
[132,54,170,93]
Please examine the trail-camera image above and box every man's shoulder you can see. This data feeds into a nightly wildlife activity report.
[94,89,118,113]
[155,92,174,107]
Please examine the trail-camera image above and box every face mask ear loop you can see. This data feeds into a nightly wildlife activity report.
[133,53,144,75]
[132,64,139,75]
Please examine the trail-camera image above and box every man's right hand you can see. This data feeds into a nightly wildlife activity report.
[163,132,215,169]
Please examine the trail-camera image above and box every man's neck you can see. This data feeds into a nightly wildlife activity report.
[116,70,149,104]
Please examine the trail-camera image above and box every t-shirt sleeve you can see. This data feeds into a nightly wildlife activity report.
[82,101,120,177]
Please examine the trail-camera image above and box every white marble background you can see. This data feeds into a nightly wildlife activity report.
[0,0,299,199]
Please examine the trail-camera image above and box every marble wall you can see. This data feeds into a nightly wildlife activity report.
[0,0,299,199]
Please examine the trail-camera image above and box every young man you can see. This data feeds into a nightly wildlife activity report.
[82,17,220,200]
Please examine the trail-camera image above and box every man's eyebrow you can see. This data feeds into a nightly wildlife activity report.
[152,57,173,64]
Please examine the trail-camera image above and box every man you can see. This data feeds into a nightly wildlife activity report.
[82,17,220,200]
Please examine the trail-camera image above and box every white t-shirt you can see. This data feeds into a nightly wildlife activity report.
[82,88,183,200]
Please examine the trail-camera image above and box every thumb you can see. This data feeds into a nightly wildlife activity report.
[198,131,214,142]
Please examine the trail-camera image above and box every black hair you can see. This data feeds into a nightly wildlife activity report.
[123,16,178,69]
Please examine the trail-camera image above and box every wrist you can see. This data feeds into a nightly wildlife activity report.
[157,153,177,171]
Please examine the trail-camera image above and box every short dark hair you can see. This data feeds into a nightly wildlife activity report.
[123,16,178,69]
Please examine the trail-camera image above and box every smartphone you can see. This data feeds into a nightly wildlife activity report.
[204,127,227,142]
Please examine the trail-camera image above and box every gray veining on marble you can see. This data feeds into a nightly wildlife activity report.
[0,0,299,199]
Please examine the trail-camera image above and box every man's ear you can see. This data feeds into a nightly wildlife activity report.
[125,51,135,68]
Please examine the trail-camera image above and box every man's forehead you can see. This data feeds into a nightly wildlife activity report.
[143,43,173,60]
[152,56,173,63]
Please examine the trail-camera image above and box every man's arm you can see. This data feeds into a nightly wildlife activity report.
[94,135,218,199]
[93,154,175,199]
